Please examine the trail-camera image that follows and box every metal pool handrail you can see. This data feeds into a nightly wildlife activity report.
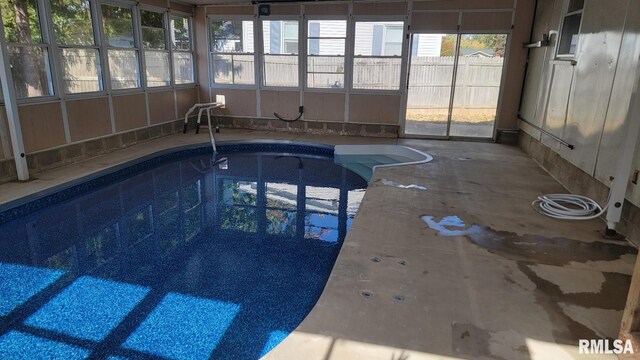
[183,102,225,153]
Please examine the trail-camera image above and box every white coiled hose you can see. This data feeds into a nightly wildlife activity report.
[532,193,608,220]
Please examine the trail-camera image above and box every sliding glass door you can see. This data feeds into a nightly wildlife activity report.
[403,33,507,139]
[404,34,457,137]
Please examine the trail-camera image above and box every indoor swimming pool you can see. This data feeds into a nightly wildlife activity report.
[0,143,368,359]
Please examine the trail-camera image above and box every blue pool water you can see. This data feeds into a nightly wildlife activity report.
[0,144,367,359]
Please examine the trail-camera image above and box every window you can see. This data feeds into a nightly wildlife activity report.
[262,20,299,87]
[382,25,403,56]
[266,183,297,236]
[102,4,140,89]
[170,15,194,84]
[304,186,339,242]
[307,20,346,89]
[1,0,54,98]
[210,19,255,85]
[141,9,170,87]
[557,0,584,56]
[182,180,202,240]
[51,0,102,94]
[353,21,404,91]
[219,180,258,232]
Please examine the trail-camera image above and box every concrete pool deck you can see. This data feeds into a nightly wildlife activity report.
[0,130,636,359]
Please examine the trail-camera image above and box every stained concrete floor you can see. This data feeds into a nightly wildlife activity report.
[0,129,636,360]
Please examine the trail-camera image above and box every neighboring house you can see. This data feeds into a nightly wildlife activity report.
[239,20,444,57]
[411,34,445,57]
[459,48,496,57]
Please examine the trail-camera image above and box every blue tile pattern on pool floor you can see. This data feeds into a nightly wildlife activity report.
[123,293,240,359]
[0,263,64,316]
[0,331,90,360]
[0,144,367,359]
[25,277,150,342]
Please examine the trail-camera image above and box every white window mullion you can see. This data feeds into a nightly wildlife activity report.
[165,11,175,87]
[134,5,147,91]
[95,0,112,94]
[37,0,59,99]
[255,17,264,90]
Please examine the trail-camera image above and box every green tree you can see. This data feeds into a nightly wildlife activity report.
[50,0,94,46]
[440,34,456,56]
[1,0,48,97]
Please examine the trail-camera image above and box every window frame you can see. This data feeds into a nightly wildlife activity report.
[100,1,144,94]
[4,0,57,103]
[260,16,301,91]
[304,16,348,93]
[139,4,172,89]
[350,16,407,95]
[208,15,257,90]
[556,0,584,59]
[169,11,196,87]
[48,0,106,98]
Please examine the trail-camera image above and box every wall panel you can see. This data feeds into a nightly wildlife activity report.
[411,12,459,32]
[518,0,564,134]
[196,6,211,102]
[261,90,299,119]
[495,0,535,130]
[170,2,193,14]
[304,92,345,121]
[305,4,348,16]
[542,63,573,138]
[206,6,254,15]
[0,109,7,159]
[460,11,513,31]
[0,106,10,159]
[113,93,148,132]
[176,87,199,118]
[559,0,627,173]
[18,102,67,153]
[353,2,407,16]
[349,94,401,124]
[148,90,176,124]
[212,88,257,117]
[66,97,112,142]
[412,0,514,11]
[269,4,300,16]
[139,0,167,8]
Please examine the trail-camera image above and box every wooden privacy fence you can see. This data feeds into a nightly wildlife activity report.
[407,56,504,110]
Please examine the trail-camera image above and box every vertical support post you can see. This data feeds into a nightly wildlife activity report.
[605,66,640,231]
[0,14,29,180]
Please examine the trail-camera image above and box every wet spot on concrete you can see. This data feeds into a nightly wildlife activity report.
[452,323,505,359]
[422,215,636,267]
[529,264,606,294]
[466,229,635,267]
[424,214,637,343]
